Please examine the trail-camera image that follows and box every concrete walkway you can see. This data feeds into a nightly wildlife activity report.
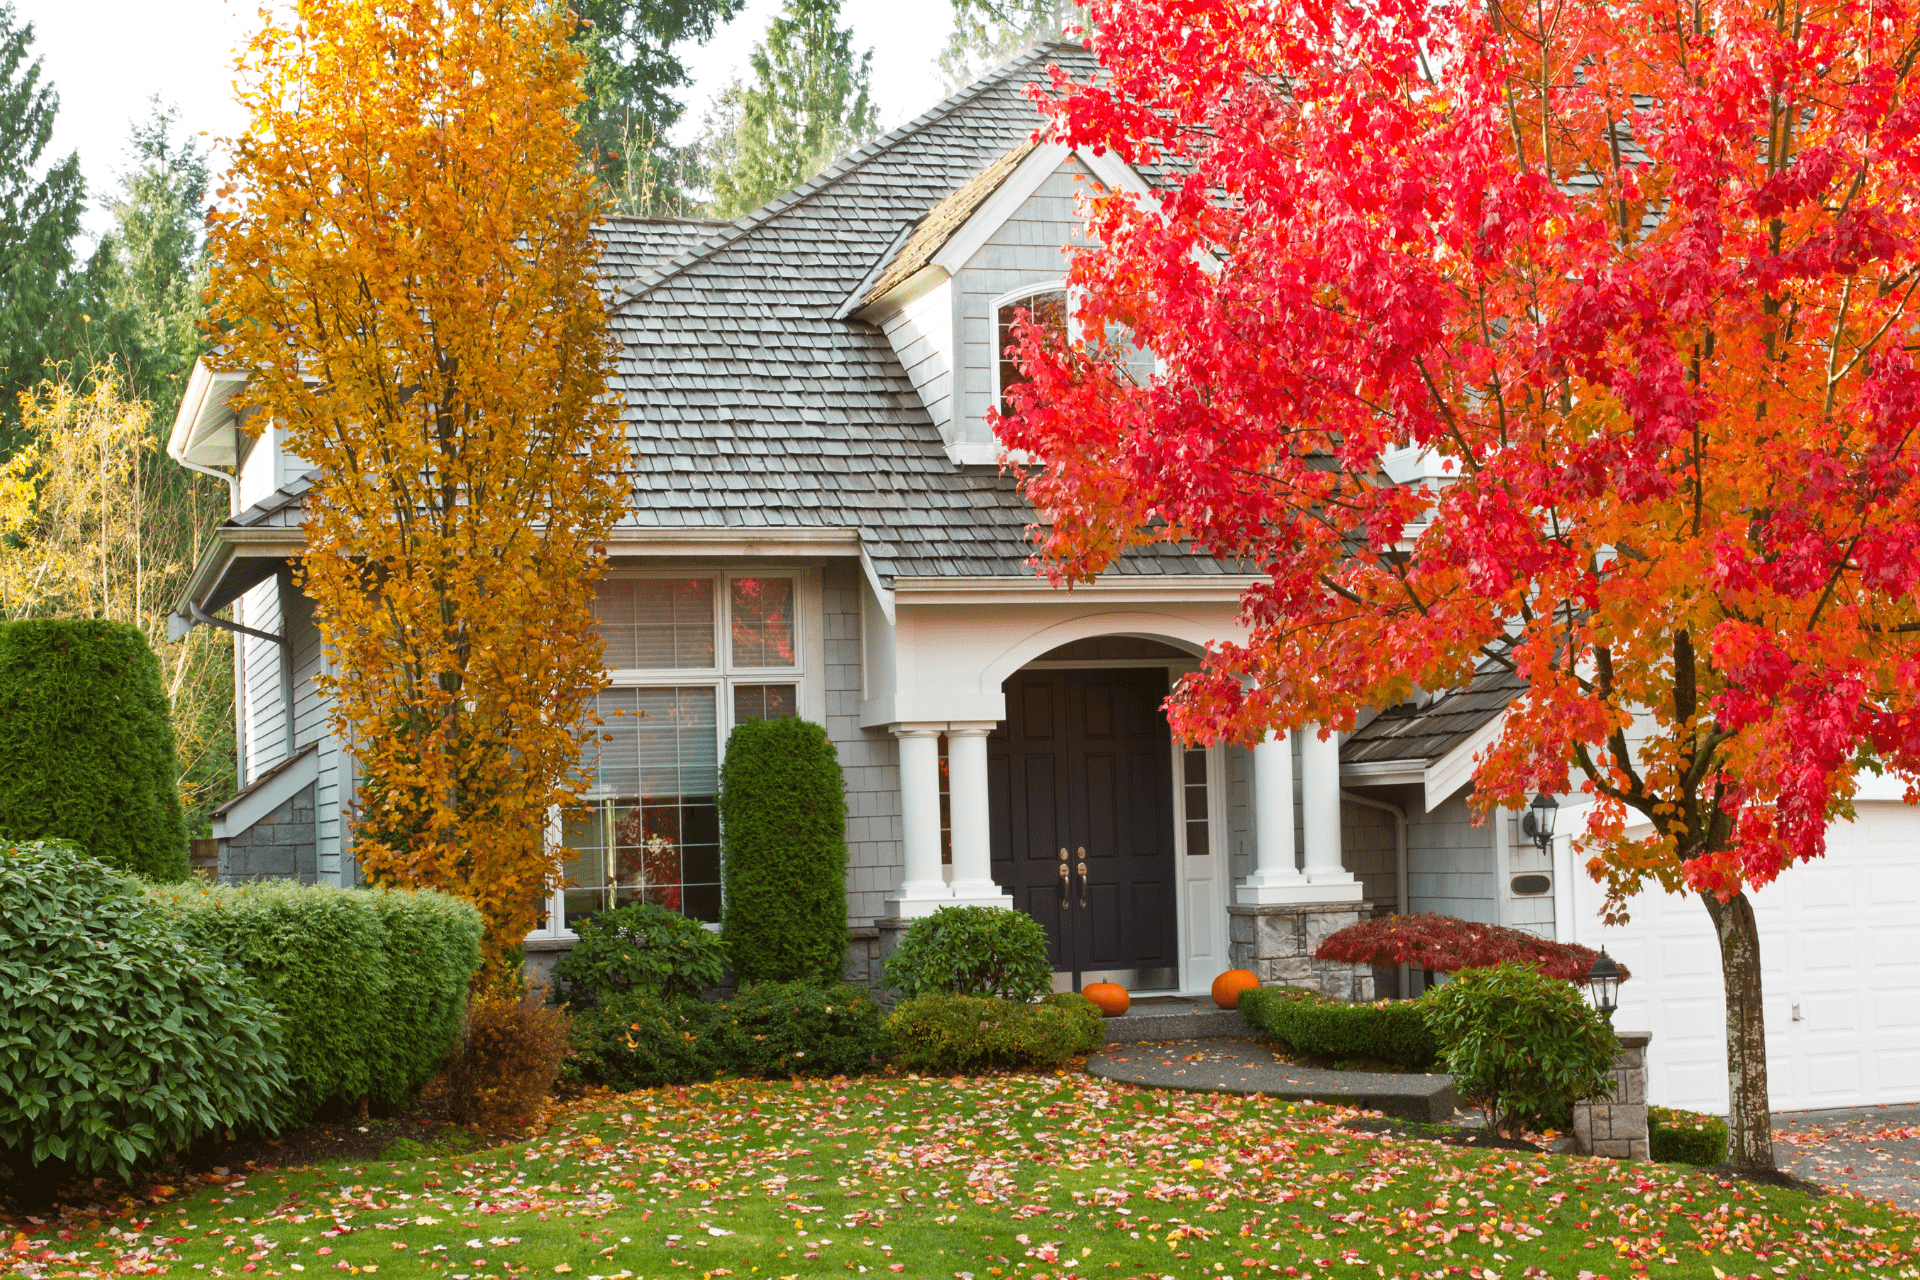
[1774,1105,1920,1210]
[1086,1035,1459,1122]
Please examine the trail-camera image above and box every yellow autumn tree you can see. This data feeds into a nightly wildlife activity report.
[206,0,626,971]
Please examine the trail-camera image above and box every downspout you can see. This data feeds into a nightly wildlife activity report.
[1341,789,1410,998]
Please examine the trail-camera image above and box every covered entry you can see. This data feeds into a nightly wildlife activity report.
[989,666,1180,991]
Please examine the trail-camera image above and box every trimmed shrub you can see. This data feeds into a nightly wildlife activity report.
[0,840,291,1179]
[1650,1106,1730,1166]
[147,880,482,1122]
[1238,985,1440,1070]
[552,900,728,1008]
[438,977,571,1126]
[567,990,724,1090]
[884,906,1051,1003]
[1316,913,1629,984]
[717,981,891,1078]
[720,717,848,983]
[1043,991,1107,1056]
[1423,962,1619,1136]
[887,994,1095,1073]
[0,619,187,880]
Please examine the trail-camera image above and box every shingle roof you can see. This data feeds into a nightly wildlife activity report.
[230,476,314,530]
[863,140,1035,303]
[1341,664,1525,765]
[597,216,733,280]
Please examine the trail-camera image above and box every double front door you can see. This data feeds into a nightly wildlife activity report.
[987,667,1179,992]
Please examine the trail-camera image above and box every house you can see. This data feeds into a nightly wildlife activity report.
[165,42,1920,1116]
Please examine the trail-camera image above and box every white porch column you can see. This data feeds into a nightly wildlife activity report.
[885,726,953,918]
[943,723,1013,908]
[1238,729,1308,904]
[1301,723,1363,900]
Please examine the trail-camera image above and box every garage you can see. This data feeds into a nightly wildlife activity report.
[1560,790,1920,1114]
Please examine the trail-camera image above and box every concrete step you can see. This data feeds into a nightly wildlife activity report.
[1098,999,1252,1043]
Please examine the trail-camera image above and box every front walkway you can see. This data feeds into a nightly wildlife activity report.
[1086,1034,1459,1121]
[1776,1104,1920,1210]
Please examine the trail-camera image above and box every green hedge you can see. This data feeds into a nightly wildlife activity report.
[0,619,187,880]
[1238,985,1440,1069]
[0,840,291,1179]
[720,717,848,984]
[552,900,728,1008]
[1650,1106,1729,1165]
[716,981,890,1078]
[568,991,724,1090]
[146,881,482,1122]
[887,993,1105,1074]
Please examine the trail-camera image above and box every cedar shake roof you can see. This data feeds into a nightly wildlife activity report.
[862,139,1036,303]
[1342,663,1526,765]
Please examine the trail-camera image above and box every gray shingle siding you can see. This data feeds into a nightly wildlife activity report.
[823,562,902,925]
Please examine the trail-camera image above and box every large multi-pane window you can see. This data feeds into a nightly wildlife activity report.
[535,573,800,934]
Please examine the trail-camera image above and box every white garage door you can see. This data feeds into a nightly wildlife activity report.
[1562,798,1920,1114]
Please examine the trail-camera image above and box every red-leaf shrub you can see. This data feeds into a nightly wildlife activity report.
[1314,914,1627,984]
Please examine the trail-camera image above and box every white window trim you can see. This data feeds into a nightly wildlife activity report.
[527,569,807,939]
[987,278,1070,420]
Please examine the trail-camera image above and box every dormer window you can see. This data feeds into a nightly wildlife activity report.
[995,285,1068,415]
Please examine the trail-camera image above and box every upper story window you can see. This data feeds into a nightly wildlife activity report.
[537,572,804,937]
[995,284,1068,416]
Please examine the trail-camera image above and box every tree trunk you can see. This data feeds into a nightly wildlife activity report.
[1699,889,1775,1171]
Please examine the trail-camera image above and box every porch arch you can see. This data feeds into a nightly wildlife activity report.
[977,610,1222,696]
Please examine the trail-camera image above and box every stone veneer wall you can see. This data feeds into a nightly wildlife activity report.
[1574,1031,1652,1158]
[1226,902,1374,1000]
[219,782,318,884]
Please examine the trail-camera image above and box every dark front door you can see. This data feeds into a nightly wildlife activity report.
[987,667,1179,992]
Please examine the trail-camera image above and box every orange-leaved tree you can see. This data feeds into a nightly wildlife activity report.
[1000,0,1920,1171]
[207,0,627,973]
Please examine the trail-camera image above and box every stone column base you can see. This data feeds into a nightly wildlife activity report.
[1226,902,1373,1000]
[1574,1031,1652,1159]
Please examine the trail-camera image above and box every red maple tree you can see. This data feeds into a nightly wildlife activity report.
[998,0,1920,1171]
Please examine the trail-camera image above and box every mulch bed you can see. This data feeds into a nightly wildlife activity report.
[1340,1115,1544,1152]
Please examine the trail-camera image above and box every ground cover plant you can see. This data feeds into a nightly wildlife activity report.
[7,1074,1911,1280]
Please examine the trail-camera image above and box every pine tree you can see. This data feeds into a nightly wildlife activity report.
[571,0,746,215]
[937,0,1077,92]
[0,3,84,447]
[705,0,879,219]
[84,99,209,419]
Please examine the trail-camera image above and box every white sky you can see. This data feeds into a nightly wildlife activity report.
[20,0,962,242]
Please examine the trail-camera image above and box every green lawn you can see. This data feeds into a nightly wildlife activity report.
[8,1074,1915,1280]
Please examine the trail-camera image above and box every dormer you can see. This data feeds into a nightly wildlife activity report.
[849,140,1154,466]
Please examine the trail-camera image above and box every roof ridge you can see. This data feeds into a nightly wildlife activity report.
[597,212,731,226]
[609,39,1084,312]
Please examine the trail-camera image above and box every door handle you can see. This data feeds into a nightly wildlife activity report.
[1058,848,1070,906]
[1076,847,1088,909]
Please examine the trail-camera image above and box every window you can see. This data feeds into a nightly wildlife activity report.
[1183,745,1210,857]
[995,286,1068,416]
[536,572,806,934]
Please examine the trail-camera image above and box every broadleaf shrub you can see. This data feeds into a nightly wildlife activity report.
[717,981,890,1078]
[147,880,482,1122]
[887,993,1098,1073]
[1423,962,1619,1136]
[1650,1106,1730,1166]
[0,619,187,880]
[552,900,728,1008]
[720,717,848,983]
[0,840,291,1179]
[438,973,571,1127]
[1238,985,1440,1069]
[1315,913,1629,984]
[567,991,724,1090]
[884,906,1051,1003]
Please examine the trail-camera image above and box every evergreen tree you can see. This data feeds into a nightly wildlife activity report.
[571,0,746,215]
[705,0,879,219]
[0,3,84,446]
[84,98,209,419]
[938,0,1078,92]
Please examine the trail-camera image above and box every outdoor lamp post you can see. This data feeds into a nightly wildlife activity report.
[1586,948,1622,1021]
[1520,790,1559,854]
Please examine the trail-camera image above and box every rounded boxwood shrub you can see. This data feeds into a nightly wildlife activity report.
[0,840,291,1180]
[1238,985,1440,1070]
[1423,962,1619,1136]
[887,992,1101,1073]
[552,900,728,1009]
[717,980,890,1078]
[0,619,187,880]
[567,990,724,1090]
[147,880,482,1122]
[884,905,1051,1003]
[720,717,848,984]
[1650,1105,1729,1165]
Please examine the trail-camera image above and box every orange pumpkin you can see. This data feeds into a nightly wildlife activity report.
[1211,968,1261,1009]
[1082,981,1131,1017]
